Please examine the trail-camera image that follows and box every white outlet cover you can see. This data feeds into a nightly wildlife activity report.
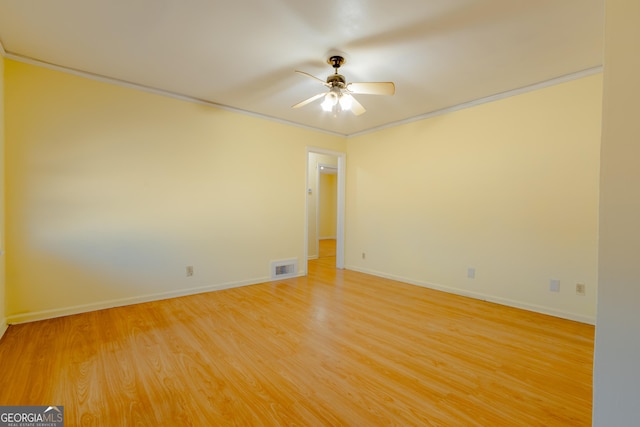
[550,279,561,292]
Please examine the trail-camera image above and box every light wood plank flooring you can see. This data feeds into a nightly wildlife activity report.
[0,254,594,426]
[318,238,336,259]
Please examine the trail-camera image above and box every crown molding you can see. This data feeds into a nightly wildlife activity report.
[3,50,601,139]
[349,66,604,138]
[3,52,347,138]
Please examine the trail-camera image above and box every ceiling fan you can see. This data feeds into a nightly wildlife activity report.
[292,55,395,116]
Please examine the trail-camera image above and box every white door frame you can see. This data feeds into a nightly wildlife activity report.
[305,147,346,271]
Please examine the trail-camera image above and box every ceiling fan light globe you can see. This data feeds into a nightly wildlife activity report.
[322,92,339,112]
[321,97,333,112]
[339,94,353,111]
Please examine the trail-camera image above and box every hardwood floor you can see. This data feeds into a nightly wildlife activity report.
[318,238,336,258]
[0,255,594,426]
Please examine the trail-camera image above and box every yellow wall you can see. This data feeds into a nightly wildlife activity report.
[318,173,337,238]
[0,57,6,335]
[4,59,345,323]
[346,74,602,323]
[3,57,603,326]
[593,0,640,423]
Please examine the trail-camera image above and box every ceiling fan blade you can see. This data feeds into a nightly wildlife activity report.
[292,92,326,109]
[346,94,366,116]
[295,70,330,87]
[347,81,395,95]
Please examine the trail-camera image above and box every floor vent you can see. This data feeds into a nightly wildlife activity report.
[271,259,298,280]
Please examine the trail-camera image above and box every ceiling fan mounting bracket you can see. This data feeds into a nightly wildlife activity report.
[327,55,345,70]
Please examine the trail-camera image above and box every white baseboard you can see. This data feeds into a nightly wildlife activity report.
[319,236,337,240]
[346,265,596,325]
[6,275,273,325]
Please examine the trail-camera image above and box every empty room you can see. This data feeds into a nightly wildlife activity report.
[0,0,638,425]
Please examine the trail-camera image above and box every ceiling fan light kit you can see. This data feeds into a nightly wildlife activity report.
[293,55,395,116]
[321,90,340,112]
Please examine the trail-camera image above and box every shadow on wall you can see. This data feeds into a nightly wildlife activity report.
[7,225,277,323]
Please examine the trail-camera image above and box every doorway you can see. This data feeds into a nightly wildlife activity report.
[305,148,345,272]
[317,164,337,259]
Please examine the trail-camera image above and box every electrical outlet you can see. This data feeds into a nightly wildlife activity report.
[549,279,560,292]
[467,268,476,279]
[186,266,194,277]
[576,283,586,296]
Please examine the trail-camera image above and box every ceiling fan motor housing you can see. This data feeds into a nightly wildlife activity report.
[326,73,347,88]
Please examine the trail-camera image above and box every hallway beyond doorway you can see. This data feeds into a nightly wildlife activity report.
[318,238,336,258]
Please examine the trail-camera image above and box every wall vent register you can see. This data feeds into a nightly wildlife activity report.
[271,259,298,280]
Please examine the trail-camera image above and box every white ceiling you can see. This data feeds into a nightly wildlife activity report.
[0,0,603,136]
